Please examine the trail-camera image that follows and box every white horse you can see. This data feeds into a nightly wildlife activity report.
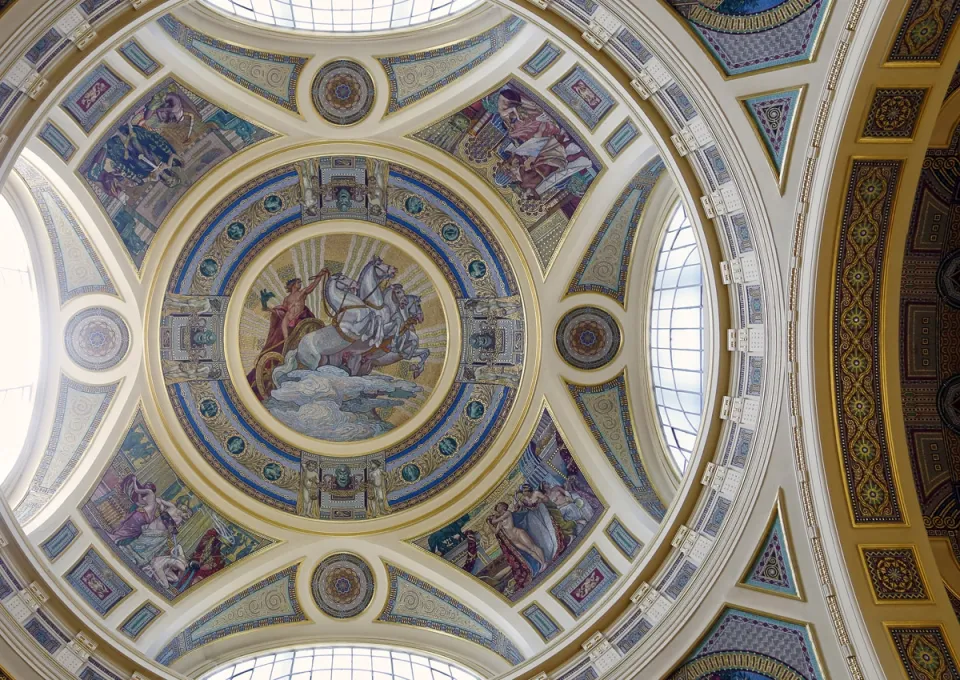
[277,260,413,380]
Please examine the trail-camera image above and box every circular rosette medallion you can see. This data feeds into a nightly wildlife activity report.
[312,60,375,125]
[311,553,374,618]
[238,232,448,445]
[556,306,621,370]
[65,307,130,371]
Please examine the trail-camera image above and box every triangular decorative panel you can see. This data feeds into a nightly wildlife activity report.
[159,14,306,113]
[740,87,804,192]
[377,564,524,665]
[739,492,802,599]
[378,16,525,112]
[13,158,117,305]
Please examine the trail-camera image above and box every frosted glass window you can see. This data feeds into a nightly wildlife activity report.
[0,195,39,484]
[203,647,484,680]
[649,203,704,473]
[202,0,482,32]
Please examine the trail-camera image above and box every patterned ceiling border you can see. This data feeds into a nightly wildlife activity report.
[787,0,960,677]
[832,158,905,525]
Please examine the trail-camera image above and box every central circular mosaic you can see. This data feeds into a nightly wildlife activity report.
[239,233,446,443]
[159,155,530,521]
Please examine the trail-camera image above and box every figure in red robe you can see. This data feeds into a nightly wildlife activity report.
[246,274,324,398]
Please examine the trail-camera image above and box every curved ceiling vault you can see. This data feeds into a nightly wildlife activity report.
[0,1,958,680]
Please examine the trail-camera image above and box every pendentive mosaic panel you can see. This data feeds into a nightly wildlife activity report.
[740,87,802,188]
[566,156,665,305]
[834,159,904,524]
[668,609,824,679]
[661,0,831,77]
[377,564,524,664]
[310,553,374,618]
[888,0,960,63]
[64,307,130,371]
[567,371,666,520]
[161,157,526,521]
[158,15,305,112]
[861,87,928,140]
[556,307,621,370]
[411,407,604,603]
[156,564,305,665]
[64,549,133,617]
[13,159,115,304]
[860,546,930,602]
[80,409,275,601]
[412,78,602,274]
[78,77,274,271]
[888,625,960,680]
[14,375,118,523]
[378,16,524,112]
[311,60,375,125]
[549,546,618,618]
[60,63,131,134]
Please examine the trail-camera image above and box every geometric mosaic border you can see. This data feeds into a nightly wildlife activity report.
[832,159,905,524]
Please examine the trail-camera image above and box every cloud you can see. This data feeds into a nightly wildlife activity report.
[264,366,421,441]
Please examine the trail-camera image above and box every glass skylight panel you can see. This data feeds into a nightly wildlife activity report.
[0,195,39,484]
[204,647,484,680]
[649,203,705,474]
[202,0,483,31]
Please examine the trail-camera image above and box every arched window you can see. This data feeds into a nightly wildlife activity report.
[0,194,40,483]
[202,0,483,32]
[203,646,485,680]
[649,203,704,474]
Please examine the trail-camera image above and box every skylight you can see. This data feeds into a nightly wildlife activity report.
[202,646,485,680]
[0,195,40,484]
[201,0,483,32]
[649,202,705,474]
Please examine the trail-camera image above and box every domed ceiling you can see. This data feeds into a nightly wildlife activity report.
[8,0,948,679]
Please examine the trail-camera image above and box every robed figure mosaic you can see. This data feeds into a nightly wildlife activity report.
[413,409,604,601]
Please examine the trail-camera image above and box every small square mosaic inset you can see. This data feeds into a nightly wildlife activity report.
[550,65,615,131]
[862,87,928,140]
[603,119,639,159]
[37,122,76,162]
[888,625,960,679]
[861,546,929,601]
[65,549,132,617]
[550,547,618,618]
[522,41,563,77]
[521,603,562,641]
[119,601,161,639]
[605,518,643,559]
[60,64,131,134]
[118,39,160,76]
[40,519,79,561]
